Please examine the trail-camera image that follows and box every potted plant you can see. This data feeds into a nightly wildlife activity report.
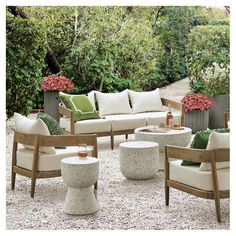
[41,75,74,121]
[201,62,230,129]
[182,94,213,133]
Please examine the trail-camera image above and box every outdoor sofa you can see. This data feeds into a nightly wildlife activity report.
[59,89,183,149]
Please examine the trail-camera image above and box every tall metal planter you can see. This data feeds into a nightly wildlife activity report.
[183,110,209,134]
[43,91,60,122]
[208,95,229,129]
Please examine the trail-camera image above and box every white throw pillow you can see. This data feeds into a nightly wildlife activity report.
[14,113,56,154]
[128,88,163,114]
[95,90,132,116]
[199,131,230,171]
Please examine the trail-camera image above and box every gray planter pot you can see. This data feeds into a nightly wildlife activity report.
[208,95,229,129]
[183,110,209,134]
[43,91,60,122]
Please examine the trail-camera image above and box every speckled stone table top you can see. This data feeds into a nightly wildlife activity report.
[135,126,192,136]
[61,156,98,165]
[120,141,158,149]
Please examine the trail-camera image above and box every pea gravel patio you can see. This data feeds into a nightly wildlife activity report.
[6,79,230,229]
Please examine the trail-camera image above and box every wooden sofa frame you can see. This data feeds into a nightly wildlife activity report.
[59,97,183,149]
[11,131,98,198]
[165,145,230,222]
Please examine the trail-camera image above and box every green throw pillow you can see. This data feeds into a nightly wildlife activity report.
[37,113,65,149]
[60,94,100,122]
[181,128,230,166]
[37,113,64,135]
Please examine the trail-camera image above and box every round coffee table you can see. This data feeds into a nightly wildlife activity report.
[61,156,99,215]
[134,127,192,170]
[119,141,159,180]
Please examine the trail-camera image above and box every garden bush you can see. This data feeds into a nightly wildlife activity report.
[186,25,229,93]
[6,16,47,118]
[62,7,162,93]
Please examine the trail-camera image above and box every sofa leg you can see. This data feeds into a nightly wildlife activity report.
[125,134,128,140]
[111,133,114,150]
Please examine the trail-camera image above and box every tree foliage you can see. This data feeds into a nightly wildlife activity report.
[186,25,229,93]
[6,6,229,117]
[62,7,163,93]
[6,16,47,118]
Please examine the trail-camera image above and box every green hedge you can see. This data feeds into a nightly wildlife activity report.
[6,17,47,118]
[186,25,229,93]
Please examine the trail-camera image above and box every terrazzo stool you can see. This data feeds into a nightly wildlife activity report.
[119,141,159,180]
[61,157,99,215]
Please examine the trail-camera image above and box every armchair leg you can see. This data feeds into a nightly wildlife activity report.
[111,132,114,150]
[31,177,37,198]
[11,171,16,190]
[165,185,169,206]
[214,195,221,222]
[125,134,128,140]
[94,181,98,190]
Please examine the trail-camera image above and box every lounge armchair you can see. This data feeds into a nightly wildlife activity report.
[11,130,98,198]
[165,145,229,222]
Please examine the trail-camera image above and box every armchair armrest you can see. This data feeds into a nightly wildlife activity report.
[59,104,75,134]
[165,145,229,163]
[39,134,98,158]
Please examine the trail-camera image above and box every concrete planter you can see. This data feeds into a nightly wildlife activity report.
[209,95,229,129]
[43,91,60,122]
[183,110,209,134]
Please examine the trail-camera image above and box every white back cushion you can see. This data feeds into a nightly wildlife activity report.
[199,131,229,171]
[128,88,163,114]
[95,90,132,116]
[14,113,56,154]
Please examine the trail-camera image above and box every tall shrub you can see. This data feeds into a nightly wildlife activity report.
[6,17,47,118]
[186,25,229,93]
[62,7,162,93]
[153,7,196,84]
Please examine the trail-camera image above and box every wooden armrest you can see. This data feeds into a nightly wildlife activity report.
[161,98,183,112]
[165,145,229,163]
[58,104,75,134]
[39,134,98,158]
[59,104,73,118]
[39,134,96,147]
[165,145,212,163]
[161,98,184,125]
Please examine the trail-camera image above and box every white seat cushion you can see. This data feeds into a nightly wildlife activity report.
[134,109,181,126]
[14,113,56,154]
[128,89,163,114]
[95,90,132,116]
[170,160,229,191]
[60,117,111,134]
[17,146,93,171]
[104,114,146,131]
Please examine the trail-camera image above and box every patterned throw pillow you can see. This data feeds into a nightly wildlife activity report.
[181,128,230,166]
[59,93,100,122]
[37,113,64,135]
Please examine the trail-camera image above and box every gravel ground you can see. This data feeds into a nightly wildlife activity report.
[6,121,229,230]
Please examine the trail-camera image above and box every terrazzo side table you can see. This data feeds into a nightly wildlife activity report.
[134,127,192,170]
[119,141,159,180]
[61,157,99,215]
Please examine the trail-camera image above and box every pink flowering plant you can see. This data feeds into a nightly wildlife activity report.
[181,94,212,112]
[41,75,74,92]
